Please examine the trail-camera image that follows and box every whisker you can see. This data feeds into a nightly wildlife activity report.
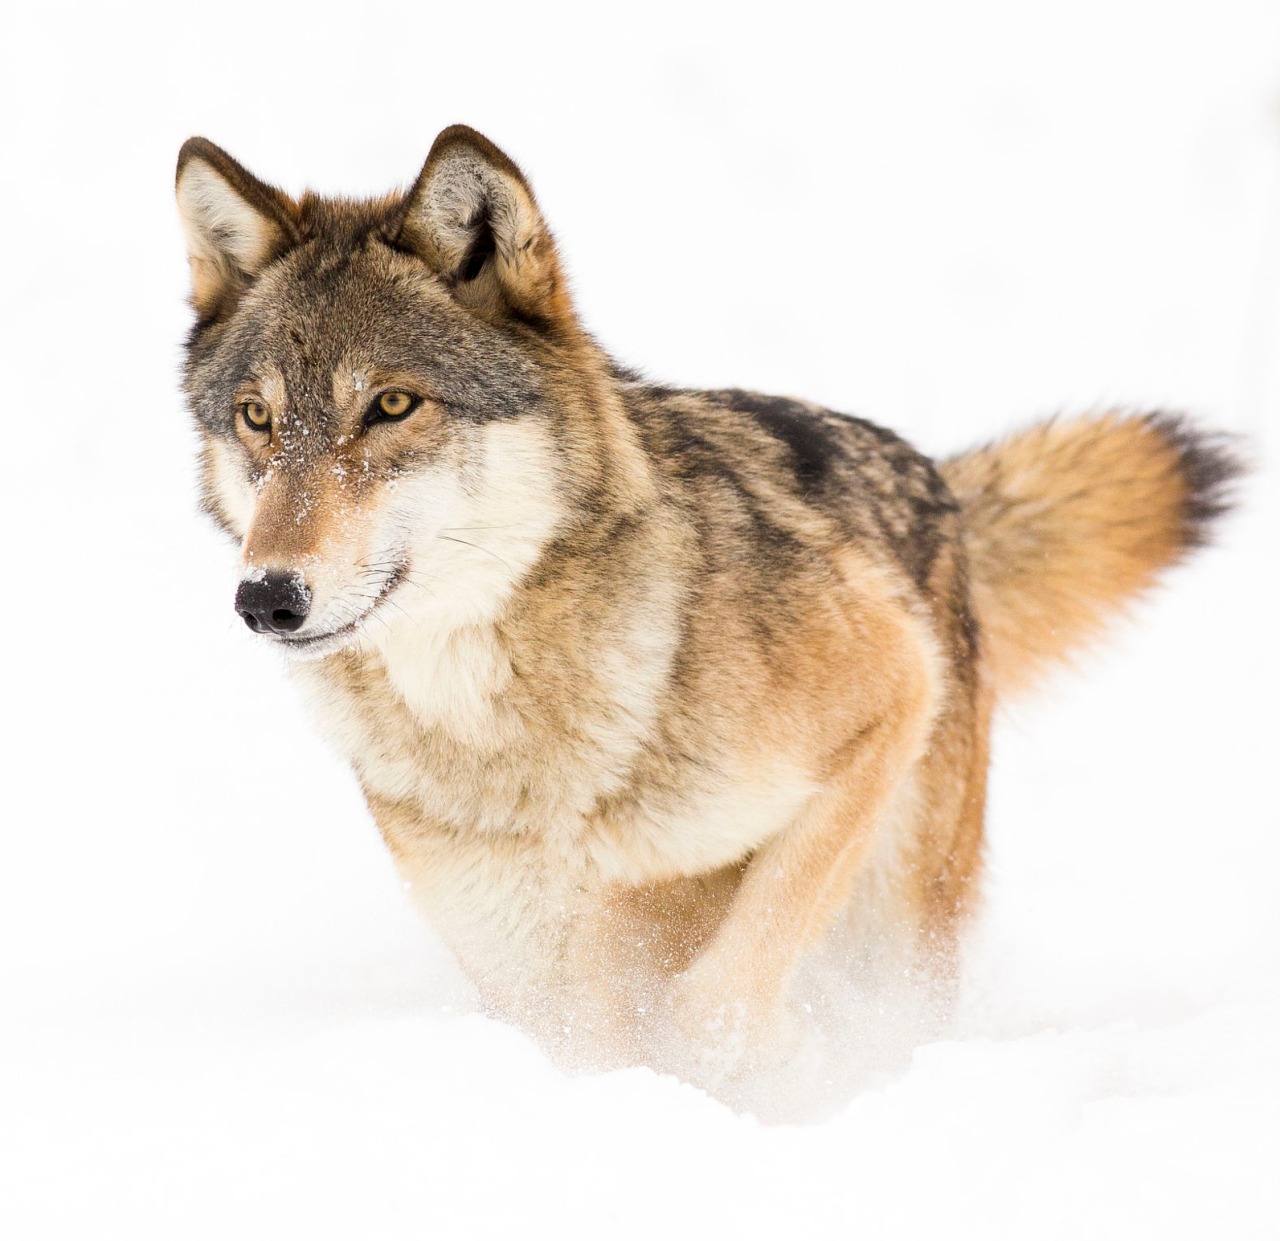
[437,533,515,573]
[440,523,522,534]
[382,597,413,621]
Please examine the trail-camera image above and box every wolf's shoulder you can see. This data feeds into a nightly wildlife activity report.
[619,380,936,487]
[617,379,958,583]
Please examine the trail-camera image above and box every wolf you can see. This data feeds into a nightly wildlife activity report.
[176,125,1238,1083]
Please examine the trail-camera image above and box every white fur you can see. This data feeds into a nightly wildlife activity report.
[208,439,255,537]
[585,760,823,884]
[371,420,563,736]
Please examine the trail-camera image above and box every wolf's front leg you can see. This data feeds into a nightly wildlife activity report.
[363,791,589,1030]
[664,656,937,1085]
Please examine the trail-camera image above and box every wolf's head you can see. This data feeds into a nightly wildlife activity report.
[177,126,640,659]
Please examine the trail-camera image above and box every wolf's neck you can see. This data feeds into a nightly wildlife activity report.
[373,611,518,743]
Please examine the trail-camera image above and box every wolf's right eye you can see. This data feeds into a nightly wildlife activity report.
[241,402,270,431]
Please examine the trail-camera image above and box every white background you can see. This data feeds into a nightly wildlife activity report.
[2,2,1277,1237]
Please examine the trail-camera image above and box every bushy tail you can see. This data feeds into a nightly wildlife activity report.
[940,412,1241,698]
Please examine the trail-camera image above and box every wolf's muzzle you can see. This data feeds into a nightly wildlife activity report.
[235,572,312,635]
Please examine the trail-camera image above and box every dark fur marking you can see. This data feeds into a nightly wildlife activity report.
[1146,412,1245,547]
[659,420,814,583]
[627,381,962,591]
[721,389,838,492]
[458,209,497,283]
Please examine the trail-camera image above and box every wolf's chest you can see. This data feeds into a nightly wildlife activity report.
[297,627,813,883]
[297,626,640,843]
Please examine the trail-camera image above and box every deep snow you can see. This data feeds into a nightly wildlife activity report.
[2,2,1278,1237]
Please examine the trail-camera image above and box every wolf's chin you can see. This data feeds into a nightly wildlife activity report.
[273,624,366,661]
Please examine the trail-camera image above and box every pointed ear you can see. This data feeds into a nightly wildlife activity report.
[394,126,574,331]
[175,138,299,319]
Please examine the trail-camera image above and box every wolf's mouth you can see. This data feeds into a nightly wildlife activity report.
[273,563,408,659]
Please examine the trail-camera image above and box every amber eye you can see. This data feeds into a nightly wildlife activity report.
[241,401,270,431]
[364,390,422,427]
[377,391,414,418]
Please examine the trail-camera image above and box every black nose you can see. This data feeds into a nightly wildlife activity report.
[235,572,312,635]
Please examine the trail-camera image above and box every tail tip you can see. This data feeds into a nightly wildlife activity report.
[1146,412,1247,549]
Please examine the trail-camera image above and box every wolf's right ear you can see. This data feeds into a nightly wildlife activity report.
[175,138,299,319]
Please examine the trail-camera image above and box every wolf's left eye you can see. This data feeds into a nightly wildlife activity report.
[365,390,422,427]
[241,401,270,431]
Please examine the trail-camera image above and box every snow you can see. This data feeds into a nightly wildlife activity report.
[2,2,1278,1237]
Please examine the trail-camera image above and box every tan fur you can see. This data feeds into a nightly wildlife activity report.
[942,413,1234,696]
[177,127,1241,1085]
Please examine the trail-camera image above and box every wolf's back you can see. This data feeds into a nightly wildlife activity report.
[940,413,1240,697]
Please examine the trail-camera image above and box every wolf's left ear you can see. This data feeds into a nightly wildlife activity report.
[394,126,574,331]
[176,138,299,319]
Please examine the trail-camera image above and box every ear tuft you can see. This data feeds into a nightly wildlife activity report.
[396,126,573,330]
[175,138,298,319]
